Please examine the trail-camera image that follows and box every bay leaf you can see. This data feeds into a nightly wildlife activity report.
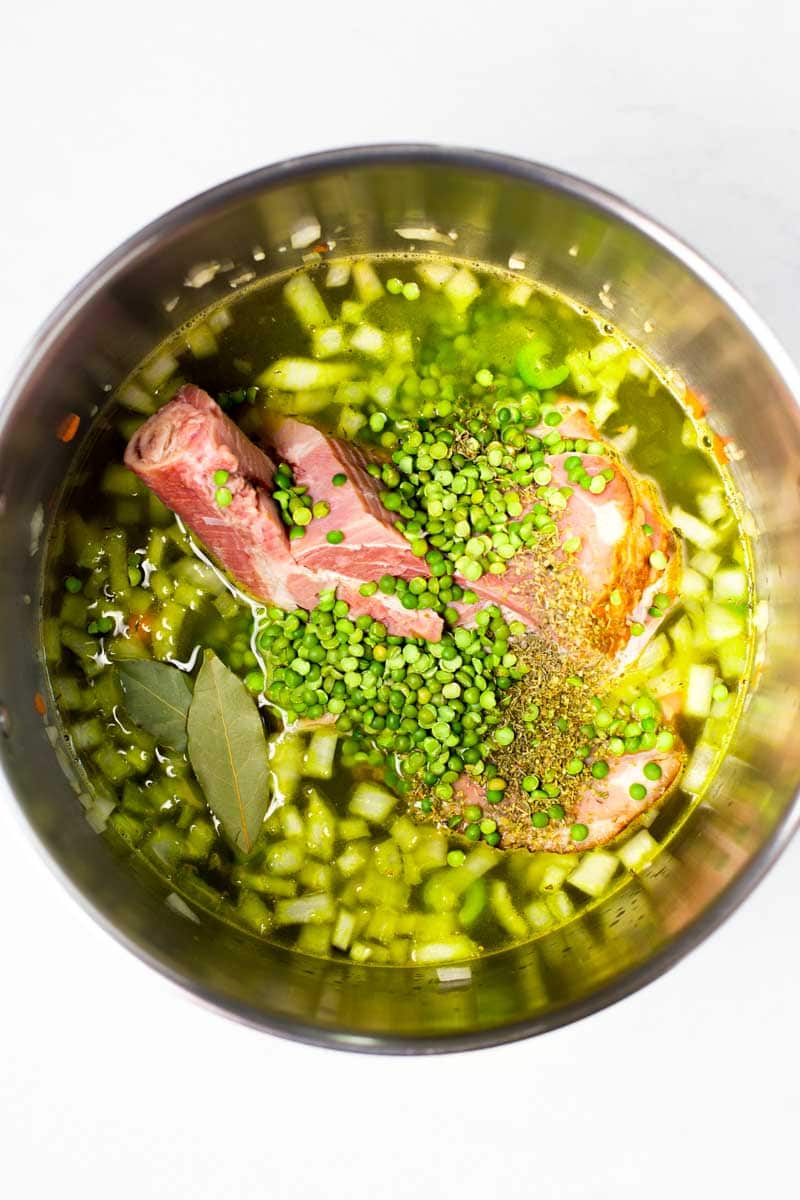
[118,660,194,751]
[186,651,269,853]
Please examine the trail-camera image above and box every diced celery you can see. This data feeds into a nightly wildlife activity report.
[71,717,105,752]
[359,870,409,909]
[146,529,169,567]
[269,733,305,804]
[412,935,477,964]
[415,261,456,290]
[395,912,417,937]
[101,464,142,497]
[107,810,143,845]
[338,816,369,841]
[61,626,102,676]
[143,826,185,870]
[182,819,216,863]
[150,600,186,661]
[176,867,223,912]
[712,567,748,603]
[444,267,480,312]
[422,872,459,913]
[718,636,749,680]
[337,406,367,437]
[42,617,62,665]
[303,728,338,780]
[119,380,157,414]
[683,741,717,793]
[681,419,697,447]
[507,280,533,307]
[685,663,715,717]
[266,839,305,876]
[705,602,745,645]
[546,890,576,922]
[461,842,502,881]
[232,870,297,897]
[568,850,618,897]
[526,852,578,893]
[366,907,399,945]
[617,829,659,871]
[669,615,695,658]
[489,880,528,938]
[258,358,357,391]
[325,262,351,288]
[350,323,388,358]
[388,939,410,965]
[214,591,240,620]
[107,635,149,663]
[670,506,719,549]
[336,842,369,878]
[414,913,458,941]
[279,804,304,839]
[524,899,554,931]
[592,394,619,428]
[697,489,729,523]
[236,891,273,935]
[389,815,419,852]
[172,557,226,595]
[274,892,336,926]
[459,877,487,927]
[305,788,336,860]
[52,675,83,711]
[298,861,333,892]
[611,424,638,455]
[121,779,156,816]
[284,272,330,329]
[352,260,384,304]
[332,907,356,951]
[60,593,89,627]
[93,744,133,785]
[692,549,722,578]
[350,941,378,963]
[410,829,448,872]
[174,581,203,611]
[392,331,414,361]
[403,854,422,887]
[150,570,174,601]
[648,666,684,700]
[680,567,708,598]
[296,923,332,956]
[373,839,404,878]
[349,780,397,824]
[311,325,344,358]
[341,300,364,325]
[91,670,122,715]
[639,632,669,670]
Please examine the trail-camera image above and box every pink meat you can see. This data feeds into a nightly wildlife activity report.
[456,404,677,666]
[125,385,298,610]
[263,414,423,581]
[451,744,684,852]
[125,387,443,640]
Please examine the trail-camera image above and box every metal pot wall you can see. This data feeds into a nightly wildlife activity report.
[2,145,798,1052]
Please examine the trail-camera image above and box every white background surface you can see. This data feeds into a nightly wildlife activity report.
[2,2,799,1196]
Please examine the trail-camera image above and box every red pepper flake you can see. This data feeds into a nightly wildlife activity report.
[685,389,708,419]
[33,692,46,716]
[57,412,81,443]
[711,432,731,466]
[312,241,330,254]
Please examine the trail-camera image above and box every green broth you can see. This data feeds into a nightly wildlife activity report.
[41,256,755,966]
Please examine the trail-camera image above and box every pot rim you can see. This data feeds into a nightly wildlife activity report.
[3,142,800,1054]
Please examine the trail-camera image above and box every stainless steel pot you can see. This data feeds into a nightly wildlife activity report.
[2,145,799,1052]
